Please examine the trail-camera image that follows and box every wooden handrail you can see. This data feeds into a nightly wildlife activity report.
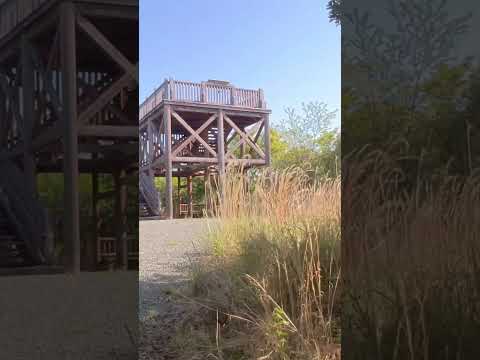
[139,79,265,121]
[0,160,50,264]
[139,171,160,215]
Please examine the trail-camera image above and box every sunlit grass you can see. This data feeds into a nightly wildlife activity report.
[173,167,341,359]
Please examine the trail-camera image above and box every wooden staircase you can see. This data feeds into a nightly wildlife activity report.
[0,161,52,269]
[0,208,30,267]
[139,172,160,218]
[139,197,151,218]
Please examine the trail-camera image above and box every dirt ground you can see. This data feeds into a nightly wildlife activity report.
[139,219,211,360]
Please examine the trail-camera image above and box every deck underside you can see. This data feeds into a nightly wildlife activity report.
[0,0,139,273]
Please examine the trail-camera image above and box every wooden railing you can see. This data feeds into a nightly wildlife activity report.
[0,0,50,39]
[140,79,265,121]
[97,235,138,262]
[179,203,204,218]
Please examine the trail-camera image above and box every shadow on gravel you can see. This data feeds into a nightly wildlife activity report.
[139,274,190,320]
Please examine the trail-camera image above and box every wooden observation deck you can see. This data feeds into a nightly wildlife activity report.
[0,0,138,273]
[139,78,271,219]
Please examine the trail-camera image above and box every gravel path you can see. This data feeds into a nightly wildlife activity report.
[139,218,211,359]
[0,272,138,360]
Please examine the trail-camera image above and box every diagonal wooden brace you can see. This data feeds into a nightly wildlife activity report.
[172,113,217,157]
[78,71,133,125]
[171,111,217,157]
[76,13,138,83]
[225,121,263,159]
[29,42,62,118]
[224,115,265,159]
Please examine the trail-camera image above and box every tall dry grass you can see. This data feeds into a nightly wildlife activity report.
[174,167,341,359]
[343,150,480,360]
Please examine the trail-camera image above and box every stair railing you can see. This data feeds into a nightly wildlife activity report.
[0,161,50,264]
[139,172,160,216]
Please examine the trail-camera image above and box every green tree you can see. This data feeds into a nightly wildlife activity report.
[271,102,340,179]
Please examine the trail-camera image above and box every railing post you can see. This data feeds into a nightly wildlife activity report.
[259,88,265,108]
[263,113,271,166]
[169,77,176,101]
[201,82,207,103]
[162,78,168,100]
[217,110,226,197]
[231,87,237,106]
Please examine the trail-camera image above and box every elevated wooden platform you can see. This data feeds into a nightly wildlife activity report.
[139,79,271,219]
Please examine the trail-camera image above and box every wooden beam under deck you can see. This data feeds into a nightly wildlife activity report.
[78,125,137,138]
[78,142,137,155]
[171,156,266,166]
[38,156,137,173]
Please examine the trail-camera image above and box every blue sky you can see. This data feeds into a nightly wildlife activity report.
[140,0,340,127]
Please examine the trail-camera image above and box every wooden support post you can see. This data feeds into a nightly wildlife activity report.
[90,169,99,270]
[217,110,225,174]
[240,126,246,158]
[177,176,181,217]
[204,168,209,215]
[164,104,173,219]
[217,110,226,198]
[60,1,80,274]
[115,170,128,270]
[0,91,6,148]
[264,114,271,166]
[187,175,193,217]
[21,35,36,196]
[92,108,100,268]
